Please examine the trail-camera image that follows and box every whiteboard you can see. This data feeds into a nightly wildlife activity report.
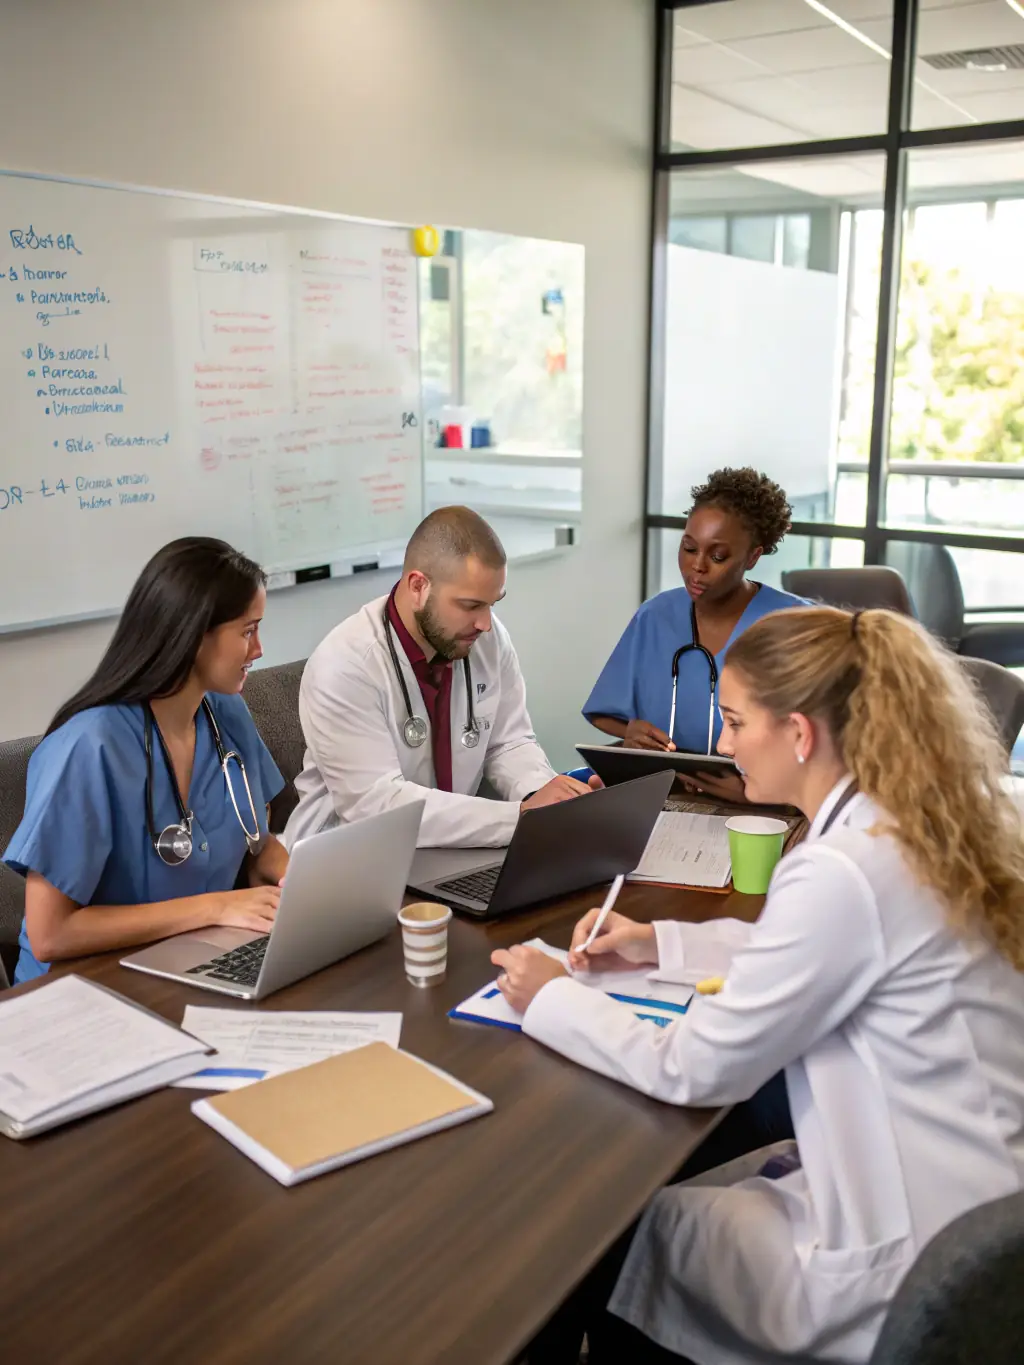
[0,170,424,631]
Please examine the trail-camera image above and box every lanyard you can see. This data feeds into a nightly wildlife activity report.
[818,781,859,837]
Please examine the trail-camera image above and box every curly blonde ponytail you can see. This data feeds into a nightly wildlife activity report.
[727,606,1024,970]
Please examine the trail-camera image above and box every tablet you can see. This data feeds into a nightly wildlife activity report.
[576,743,739,787]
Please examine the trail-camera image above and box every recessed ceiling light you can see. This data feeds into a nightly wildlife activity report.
[802,0,891,61]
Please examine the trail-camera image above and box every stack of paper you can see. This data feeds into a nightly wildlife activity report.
[629,811,732,888]
[450,939,694,1032]
[193,1042,492,1186]
[174,1007,403,1091]
[0,975,210,1139]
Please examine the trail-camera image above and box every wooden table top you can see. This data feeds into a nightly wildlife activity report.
[0,880,761,1365]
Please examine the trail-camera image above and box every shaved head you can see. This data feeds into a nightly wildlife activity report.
[403,506,506,583]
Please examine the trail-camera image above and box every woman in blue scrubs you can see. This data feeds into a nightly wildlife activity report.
[584,468,804,802]
[4,537,289,984]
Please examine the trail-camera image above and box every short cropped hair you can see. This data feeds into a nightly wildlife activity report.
[687,467,792,555]
[403,505,507,579]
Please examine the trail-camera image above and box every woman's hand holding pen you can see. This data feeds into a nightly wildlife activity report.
[567,910,658,973]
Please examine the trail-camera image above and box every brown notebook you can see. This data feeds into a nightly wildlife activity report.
[192,1042,492,1186]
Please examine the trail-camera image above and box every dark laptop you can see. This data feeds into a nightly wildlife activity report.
[407,770,674,918]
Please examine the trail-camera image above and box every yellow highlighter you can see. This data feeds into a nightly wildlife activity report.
[695,976,725,996]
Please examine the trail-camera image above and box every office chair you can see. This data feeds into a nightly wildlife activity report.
[957,657,1024,760]
[884,541,1024,667]
[868,1191,1024,1365]
[781,567,914,616]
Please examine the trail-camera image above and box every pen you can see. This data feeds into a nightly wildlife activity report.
[575,874,626,959]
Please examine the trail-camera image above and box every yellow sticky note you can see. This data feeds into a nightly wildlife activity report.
[695,976,725,995]
[411,225,440,257]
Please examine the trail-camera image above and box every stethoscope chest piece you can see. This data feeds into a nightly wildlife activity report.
[403,714,429,748]
[460,724,480,750]
[155,821,194,867]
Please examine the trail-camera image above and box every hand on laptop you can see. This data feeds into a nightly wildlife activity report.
[679,770,748,804]
[623,719,676,752]
[213,886,282,934]
[521,773,595,814]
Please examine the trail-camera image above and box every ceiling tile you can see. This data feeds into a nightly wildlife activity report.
[670,87,809,149]
[674,41,784,86]
[673,1,831,47]
[723,26,889,73]
[916,0,1024,53]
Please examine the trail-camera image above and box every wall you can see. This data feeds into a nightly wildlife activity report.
[0,0,654,765]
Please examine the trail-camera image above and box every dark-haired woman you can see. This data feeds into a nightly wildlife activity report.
[4,538,288,984]
[584,467,804,802]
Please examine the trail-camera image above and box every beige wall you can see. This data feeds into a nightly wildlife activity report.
[0,0,654,766]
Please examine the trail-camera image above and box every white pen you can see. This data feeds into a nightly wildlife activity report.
[574,873,626,960]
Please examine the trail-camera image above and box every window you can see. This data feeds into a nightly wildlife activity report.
[420,229,584,561]
[670,1,895,153]
[912,1,1024,130]
[654,156,884,540]
[884,141,1024,535]
[650,2,1024,656]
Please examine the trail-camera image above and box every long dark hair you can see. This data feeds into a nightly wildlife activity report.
[48,537,266,735]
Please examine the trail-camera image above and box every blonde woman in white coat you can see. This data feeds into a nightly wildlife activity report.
[494,606,1024,1365]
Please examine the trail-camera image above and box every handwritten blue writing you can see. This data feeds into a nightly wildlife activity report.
[9,227,82,254]
[0,478,69,511]
[50,399,125,417]
[196,248,269,275]
[45,379,125,397]
[37,308,81,327]
[30,288,109,307]
[106,433,169,448]
[65,438,95,453]
[36,343,110,361]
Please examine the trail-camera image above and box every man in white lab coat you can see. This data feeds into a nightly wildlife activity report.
[284,506,592,849]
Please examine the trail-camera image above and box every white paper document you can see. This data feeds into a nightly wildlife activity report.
[0,975,208,1132]
[450,939,694,1033]
[629,811,732,888]
[175,1007,404,1090]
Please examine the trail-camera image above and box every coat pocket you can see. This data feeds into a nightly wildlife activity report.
[799,1236,912,1345]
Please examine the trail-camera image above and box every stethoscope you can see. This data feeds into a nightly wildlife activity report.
[668,600,719,756]
[144,698,262,866]
[382,606,480,751]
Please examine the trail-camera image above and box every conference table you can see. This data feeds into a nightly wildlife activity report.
[0,876,764,1365]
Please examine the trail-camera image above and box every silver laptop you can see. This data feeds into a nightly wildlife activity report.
[121,800,425,1000]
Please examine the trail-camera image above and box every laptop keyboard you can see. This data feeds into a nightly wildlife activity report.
[434,865,502,904]
[185,935,270,987]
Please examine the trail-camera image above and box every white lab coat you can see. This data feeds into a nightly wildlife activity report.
[523,779,1024,1364]
[284,595,556,849]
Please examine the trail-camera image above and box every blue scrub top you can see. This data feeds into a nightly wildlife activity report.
[4,692,283,984]
[583,583,805,755]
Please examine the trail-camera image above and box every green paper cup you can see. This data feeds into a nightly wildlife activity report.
[725,816,788,894]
